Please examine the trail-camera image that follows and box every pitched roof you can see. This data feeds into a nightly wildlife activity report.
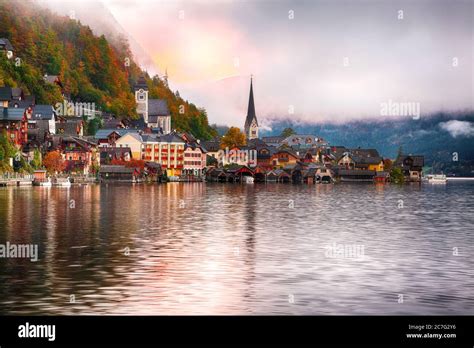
[394,155,424,168]
[261,135,285,144]
[100,165,135,174]
[148,99,169,116]
[134,76,148,90]
[1,107,25,121]
[201,140,220,152]
[244,77,258,128]
[94,129,139,139]
[32,105,55,120]
[0,38,14,51]
[0,87,13,101]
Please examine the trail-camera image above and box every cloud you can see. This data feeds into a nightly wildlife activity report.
[439,120,474,138]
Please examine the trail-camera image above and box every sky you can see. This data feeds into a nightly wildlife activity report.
[42,0,473,128]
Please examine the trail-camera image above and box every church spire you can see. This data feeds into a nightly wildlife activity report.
[245,76,258,128]
[244,75,259,140]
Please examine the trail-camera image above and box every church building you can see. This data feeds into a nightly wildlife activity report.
[134,76,171,134]
[244,77,259,140]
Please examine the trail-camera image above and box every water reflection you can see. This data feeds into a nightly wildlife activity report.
[0,182,473,314]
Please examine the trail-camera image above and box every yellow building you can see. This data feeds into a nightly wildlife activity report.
[115,133,143,160]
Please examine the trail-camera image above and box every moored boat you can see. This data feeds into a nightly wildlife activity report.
[54,177,72,187]
[423,174,447,183]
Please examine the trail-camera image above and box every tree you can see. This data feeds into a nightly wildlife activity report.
[221,127,246,149]
[280,127,296,138]
[31,149,42,169]
[43,151,65,174]
[390,167,404,184]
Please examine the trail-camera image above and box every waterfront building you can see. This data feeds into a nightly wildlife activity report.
[0,107,28,146]
[115,132,143,159]
[58,136,98,174]
[394,155,424,182]
[183,143,207,177]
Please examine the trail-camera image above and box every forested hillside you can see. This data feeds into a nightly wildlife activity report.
[0,0,217,139]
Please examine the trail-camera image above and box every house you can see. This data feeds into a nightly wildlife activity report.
[0,107,28,146]
[266,169,291,183]
[0,87,24,107]
[270,149,300,167]
[99,165,136,182]
[56,116,84,136]
[247,138,275,168]
[58,136,99,174]
[141,132,185,177]
[99,146,132,164]
[43,75,64,96]
[183,142,207,177]
[337,149,384,172]
[201,139,221,162]
[394,155,424,182]
[94,129,139,147]
[336,169,376,182]
[115,132,143,159]
[0,38,14,59]
[27,105,56,142]
[102,115,125,129]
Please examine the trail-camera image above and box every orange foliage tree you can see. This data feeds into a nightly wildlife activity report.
[43,151,65,174]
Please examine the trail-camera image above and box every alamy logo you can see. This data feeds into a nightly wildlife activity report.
[324,243,365,260]
[217,147,257,167]
[0,241,38,262]
[380,99,420,120]
[54,100,96,117]
[18,322,56,341]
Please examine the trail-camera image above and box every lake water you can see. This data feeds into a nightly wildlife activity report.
[0,182,473,315]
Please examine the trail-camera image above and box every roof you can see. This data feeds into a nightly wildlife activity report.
[395,155,424,168]
[338,169,376,176]
[283,134,324,146]
[261,136,285,144]
[350,148,380,158]
[244,77,258,128]
[1,107,25,121]
[0,38,13,51]
[94,129,138,139]
[148,99,169,116]
[32,105,55,120]
[201,140,220,152]
[134,76,148,90]
[100,165,135,174]
[157,132,185,144]
[56,120,82,135]
[0,87,13,101]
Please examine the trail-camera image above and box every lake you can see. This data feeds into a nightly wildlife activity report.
[0,182,473,315]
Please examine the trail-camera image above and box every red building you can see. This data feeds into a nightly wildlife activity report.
[0,107,28,146]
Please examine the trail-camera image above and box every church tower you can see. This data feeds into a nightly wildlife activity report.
[134,75,149,123]
[244,76,259,140]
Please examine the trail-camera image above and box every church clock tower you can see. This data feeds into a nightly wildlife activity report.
[244,76,259,140]
[134,75,149,123]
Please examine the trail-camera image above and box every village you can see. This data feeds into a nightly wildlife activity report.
[0,37,424,187]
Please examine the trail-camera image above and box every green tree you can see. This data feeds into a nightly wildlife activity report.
[280,127,296,138]
[31,149,42,169]
[390,167,405,184]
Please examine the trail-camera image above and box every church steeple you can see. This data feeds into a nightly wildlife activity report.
[244,76,259,140]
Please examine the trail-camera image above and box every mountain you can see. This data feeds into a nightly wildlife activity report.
[0,0,217,139]
[262,112,474,176]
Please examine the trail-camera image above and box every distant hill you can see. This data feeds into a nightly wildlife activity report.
[0,0,217,140]
[262,112,474,176]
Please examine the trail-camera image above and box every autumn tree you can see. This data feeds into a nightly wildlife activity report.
[220,127,247,149]
[43,151,65,174]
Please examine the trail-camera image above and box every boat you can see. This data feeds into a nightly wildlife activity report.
[54,177,71,187]
[33,178,52,187]
[423,174,447,183]
[243,176,254,184]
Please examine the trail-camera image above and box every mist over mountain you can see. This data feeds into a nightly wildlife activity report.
[262,112,474,176]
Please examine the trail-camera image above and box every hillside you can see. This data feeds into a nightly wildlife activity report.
[0,0,217,139]
[262,112,474,176]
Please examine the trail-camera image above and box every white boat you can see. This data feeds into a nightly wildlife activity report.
[54,177,72,187]
[423,174,447,183]
[34,178,52,187]
[243,176,254,184]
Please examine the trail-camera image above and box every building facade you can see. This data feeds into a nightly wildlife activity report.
[244,77,259,140]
